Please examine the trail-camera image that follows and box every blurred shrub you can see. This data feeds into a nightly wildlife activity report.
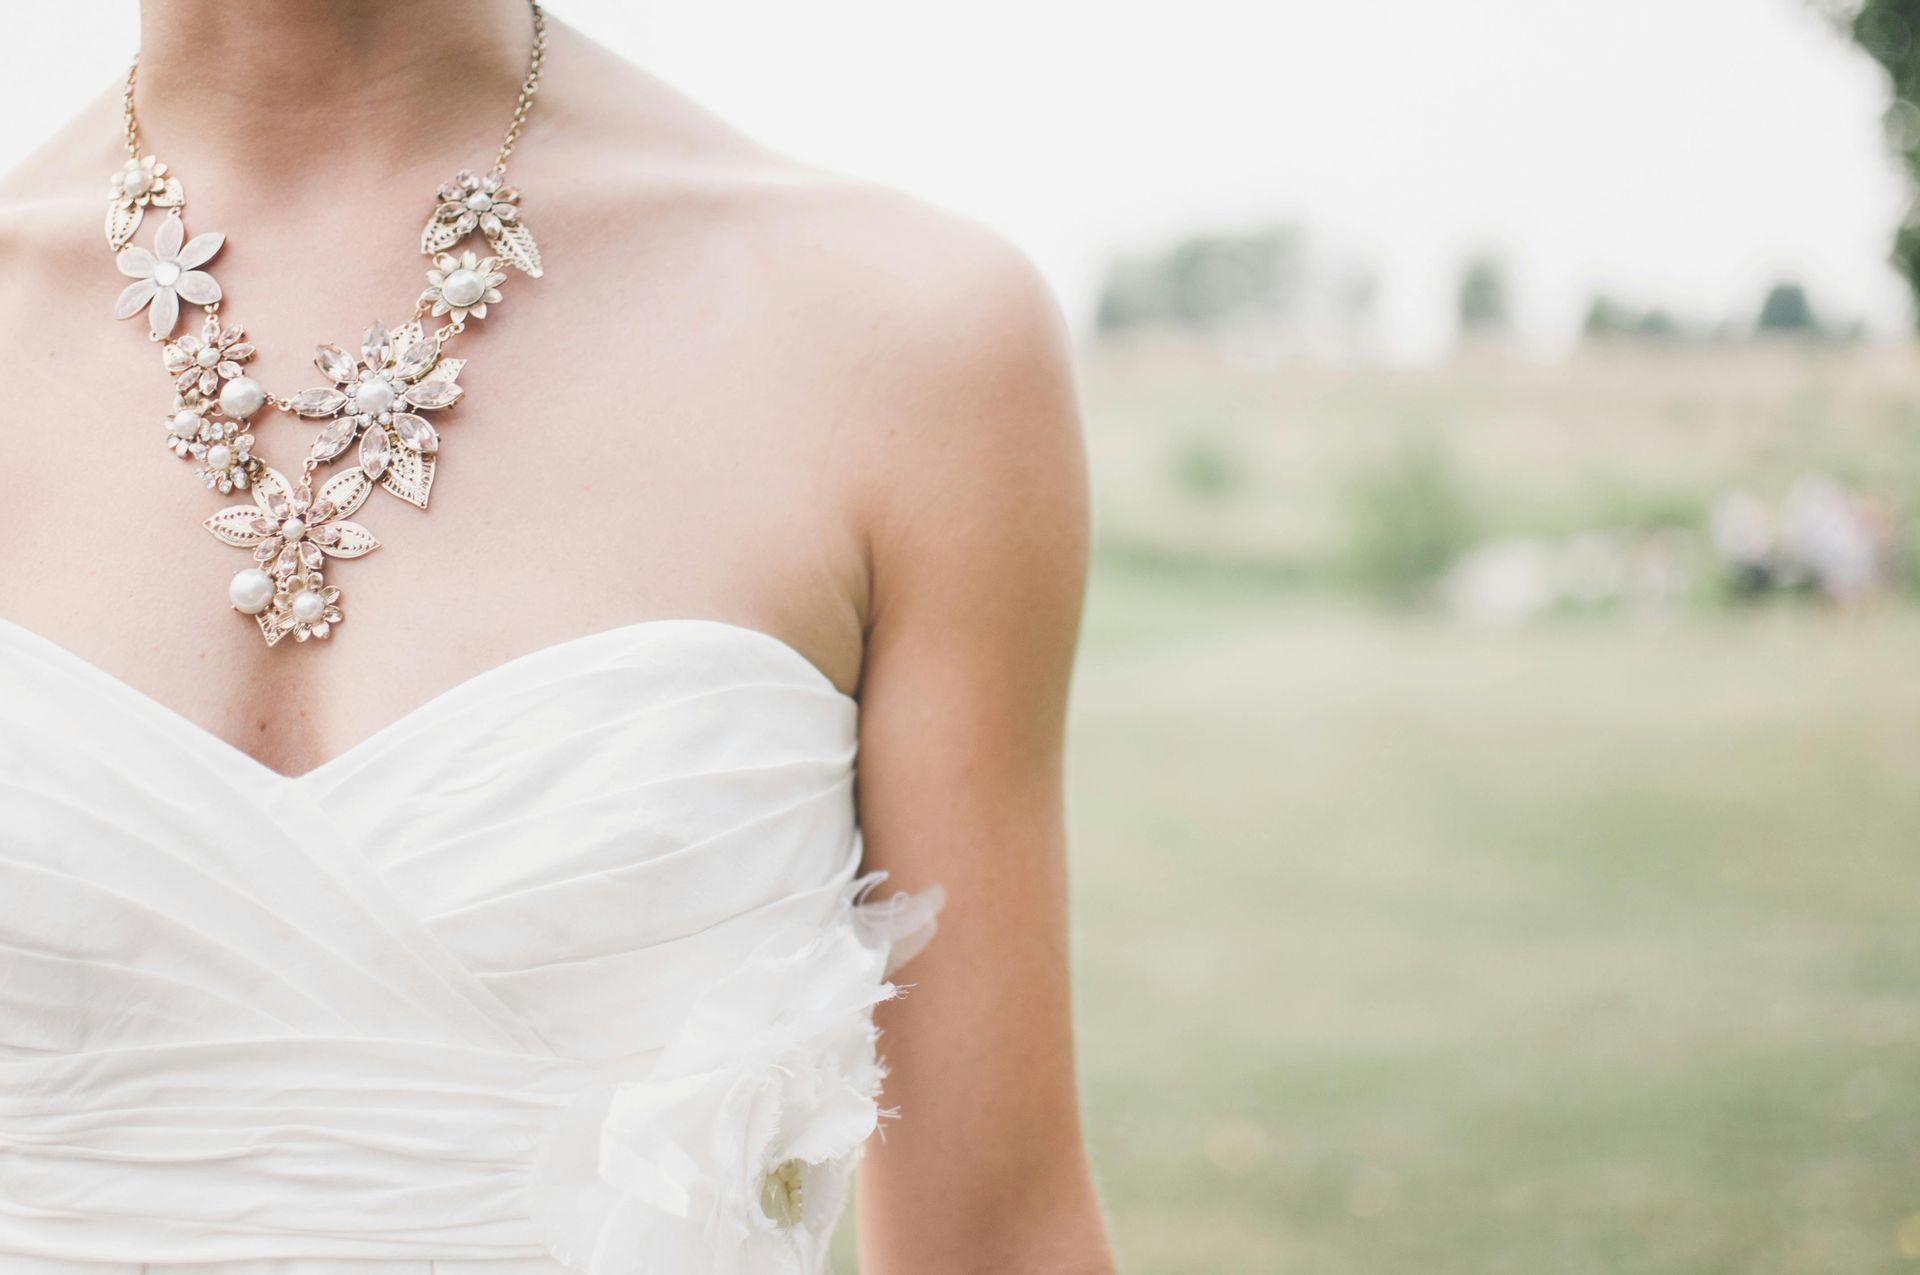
[1456,255,1512,336]
[1341,435,1478,603]
[1757,280,1820,334]
[1166,429,1248,502]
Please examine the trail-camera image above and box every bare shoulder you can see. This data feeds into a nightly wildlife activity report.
[553,29,1085,584]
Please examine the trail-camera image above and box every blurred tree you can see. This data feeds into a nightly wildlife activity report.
[1757,280,1820,333]
[1094,224,1306,335]
[1457,255,1511,336]
[1831,0,1920,320]
[1582,294,1632,338]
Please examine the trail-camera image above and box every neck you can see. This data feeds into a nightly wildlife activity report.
[131,0,535,179]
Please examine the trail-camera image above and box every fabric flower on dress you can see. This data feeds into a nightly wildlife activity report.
[162,313,255,398]
[114,214,223,339]
[529,877,944,1275]
[421,166,542,276]
[421,250,508,326]
[287,320,466,507]
[105,154,184,250]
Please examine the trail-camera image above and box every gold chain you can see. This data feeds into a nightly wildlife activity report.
[496,0,549,169]
[120,1,548,172]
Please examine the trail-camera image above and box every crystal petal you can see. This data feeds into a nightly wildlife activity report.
[362,321,391,369]
[314,344,358,383]
[288,386,349,417]
[402,379,463,410]
[359,427,392,478]
[392,338,440,380]
[309,416,359,462]
[390,412,440,452]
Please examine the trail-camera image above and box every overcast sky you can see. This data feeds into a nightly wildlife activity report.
[5,0,1908,359]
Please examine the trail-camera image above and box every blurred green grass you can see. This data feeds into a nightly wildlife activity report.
[1072,568,1920,1272]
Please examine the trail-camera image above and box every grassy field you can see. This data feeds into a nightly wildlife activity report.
[1072,570,1920,1273]
[845,345,1920,1271]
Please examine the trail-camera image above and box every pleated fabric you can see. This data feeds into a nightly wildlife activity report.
[0,620,939,1275]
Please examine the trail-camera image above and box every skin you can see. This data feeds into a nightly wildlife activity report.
[0,1,1112,1270]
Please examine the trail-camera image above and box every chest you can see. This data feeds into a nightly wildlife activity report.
[0,211,865,773]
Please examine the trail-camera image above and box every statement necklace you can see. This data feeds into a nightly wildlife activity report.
[103,2,548,645]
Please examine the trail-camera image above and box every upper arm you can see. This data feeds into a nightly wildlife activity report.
[840,208,1109,1270]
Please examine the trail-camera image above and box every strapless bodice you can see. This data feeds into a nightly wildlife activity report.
[0,619,939,1275]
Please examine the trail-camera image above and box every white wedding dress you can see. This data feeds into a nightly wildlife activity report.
[0,618,941,1275]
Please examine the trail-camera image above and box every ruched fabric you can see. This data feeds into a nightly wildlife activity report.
[0,619,939,1274]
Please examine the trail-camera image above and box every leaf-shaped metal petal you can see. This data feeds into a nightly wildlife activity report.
[362,321,391,369]
[150,175,185,208]
[106,201,143,252]
[288,386,349,418]
[309,417,359,463]
[319,465,373,516]
[319,521,380,559]
[392,337,440,381]
[380,443,435,508]
[254,612,284,646]
[252,466,295,516]
[390,411,440,452]
[204,505,269,546]
[428,357,466,385]
[358,426,391,479]
[421,216,466,255]
[314,344,358,384]
[402,379,463,410]
[486,218,543,278]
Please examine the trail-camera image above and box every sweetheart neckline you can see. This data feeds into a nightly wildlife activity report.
[0,616,852,784]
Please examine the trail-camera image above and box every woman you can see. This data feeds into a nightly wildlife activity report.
[0,1,1111,1271]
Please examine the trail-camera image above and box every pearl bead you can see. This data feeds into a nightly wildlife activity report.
[227,568,274,615]
[197,347,220,367]
[291,589,326,624]
[466,192,493,212]
[206,443,233,471]
[151,260,181,287]
[123,167,152,197]
[280,517,306,542]
[441,268,486,308]
[354,378,395,416]
[219,376,266,419]
[170,410,201,438]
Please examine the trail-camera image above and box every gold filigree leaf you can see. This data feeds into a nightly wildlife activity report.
[255,612,284,647]
[381,444,435,509]
[106,202,142,252]
[426,356,466,384]
[320,521,380,559]
[319,467,373,517]
[390,319,426,354]
[421,216,466,256]
[252,466,295,516]
[204,505,268,546]
[486,219,542,278]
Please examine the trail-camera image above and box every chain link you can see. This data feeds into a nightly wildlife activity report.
[121,55,141,159]
[122,1,547,175]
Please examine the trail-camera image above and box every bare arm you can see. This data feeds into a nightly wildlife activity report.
[849,226,1112,1272]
